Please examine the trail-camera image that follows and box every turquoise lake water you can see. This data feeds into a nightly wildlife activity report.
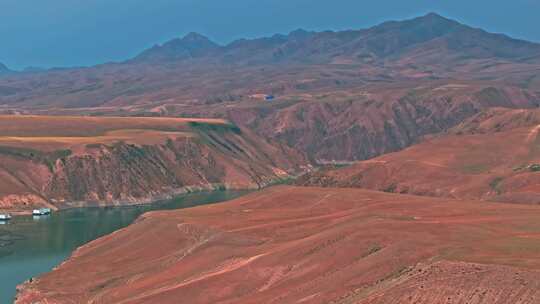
[0,191,248,303]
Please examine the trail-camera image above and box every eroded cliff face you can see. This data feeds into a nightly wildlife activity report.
[224,84,540,162]
[0,123,308,212]
[295,108,540,204]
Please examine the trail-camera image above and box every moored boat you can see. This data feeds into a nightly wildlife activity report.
[0,213,12,221]
[32,208,52,216]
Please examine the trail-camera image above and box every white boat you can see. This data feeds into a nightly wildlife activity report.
[32,208,52,216]
[0,214,12,221]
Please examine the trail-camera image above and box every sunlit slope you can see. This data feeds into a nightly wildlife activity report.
[17,186,540,304]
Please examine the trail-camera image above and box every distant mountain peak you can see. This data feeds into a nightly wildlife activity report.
[382,11,461,29]
[370,12,462,38]
[0,62,13,75]
[423,12,446,19]
[416,12,460,25]
[288,29,314,40]
[290,28,309,35]
[134,32,219,62]
[181,32,214,43]
[166,32,219,49]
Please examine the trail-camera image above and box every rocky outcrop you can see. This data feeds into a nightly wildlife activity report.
[43,136,295,205]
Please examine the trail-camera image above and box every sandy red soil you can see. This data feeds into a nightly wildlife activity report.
[0,115,227,133]
[16,186,540,303]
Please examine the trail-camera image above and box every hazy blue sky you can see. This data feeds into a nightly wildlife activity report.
[1,0,539,69]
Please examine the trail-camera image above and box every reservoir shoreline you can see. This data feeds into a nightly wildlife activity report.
[1,189,251,303]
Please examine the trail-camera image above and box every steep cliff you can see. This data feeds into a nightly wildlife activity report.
[0,116,308,212]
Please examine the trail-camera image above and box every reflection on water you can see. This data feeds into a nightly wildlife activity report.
[32,215,51,221]
[0,190,248,303]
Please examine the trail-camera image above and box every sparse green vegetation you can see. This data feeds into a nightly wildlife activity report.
[270,176,296,186]
[461,163,488,174]
[364,243,383,257]
[489,177,504,194]
[529,164,540,172]
[383,184,397,193]
[474,87,509,106]
[0,145,72,171]
[189,121,242,135]
[513,164,527,172]
[85,143,105,149]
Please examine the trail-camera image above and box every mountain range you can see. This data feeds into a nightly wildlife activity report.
[132,13,540,66]
[4,13,540,77]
